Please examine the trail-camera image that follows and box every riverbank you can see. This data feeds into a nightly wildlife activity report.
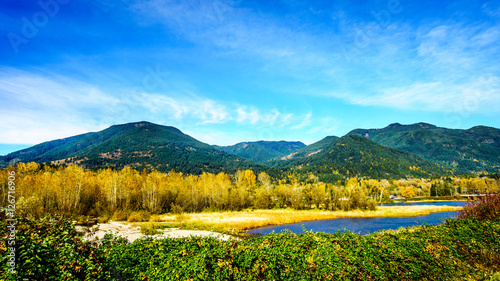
[127,205,462,234]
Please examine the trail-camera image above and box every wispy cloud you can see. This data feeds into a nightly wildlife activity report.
[131,0,332,77]
[483,2,500,18]
[132,92,230,124]
[0,69,305,144]
[292,113,312,129]
[236,106,260,124]
[318,20,500,114]
[307,117,341,135]
[328,76,500,113]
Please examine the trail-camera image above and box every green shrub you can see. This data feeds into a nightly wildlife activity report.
[0,215,109,280]
[2,215,500,280]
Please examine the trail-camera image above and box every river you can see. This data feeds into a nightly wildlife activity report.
[247,201,468,236]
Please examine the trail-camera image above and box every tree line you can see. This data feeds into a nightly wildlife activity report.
[1,163,498,220]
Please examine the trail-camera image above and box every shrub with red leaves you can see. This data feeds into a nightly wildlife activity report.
[457,193,500,221]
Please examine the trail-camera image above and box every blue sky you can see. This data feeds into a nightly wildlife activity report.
[1,0,499,155]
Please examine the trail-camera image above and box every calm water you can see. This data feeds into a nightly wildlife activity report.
[248,201,468,236]
[378,201,468,207]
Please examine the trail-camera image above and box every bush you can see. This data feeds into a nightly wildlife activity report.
[112,210,129,221]
[16,195,44,219]
[149,214,164,222]
[98,216,110,223]
[457,193,500,221]
[0,215,109,280]
[76,215,89,225]
[175,213,190,224]
[367,199,378,211]
[127,211,151,222]
[170,203,184,214]
[2,215,500,280]
[141,225,163,235]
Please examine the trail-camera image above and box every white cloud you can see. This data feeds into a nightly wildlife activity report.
[0,70,234,144]
[0,69,306,145]
[327,76,500,113]
[236,106,261,124]
[307,117,340,135]
[292,112,312,129]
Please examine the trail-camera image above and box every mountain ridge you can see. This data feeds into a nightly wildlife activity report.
[214,140,306,163]
[0,121,265,174]
[274,134,450,181]
[1,121,499,178]
[347,122,500,173]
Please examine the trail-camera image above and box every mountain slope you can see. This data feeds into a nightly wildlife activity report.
[348,123,500,173]
[0,122,265,174]
[277,135,450,181]
[277,136,339,161]
[215,141,305,163]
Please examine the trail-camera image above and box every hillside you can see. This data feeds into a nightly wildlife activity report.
[215,141,305,163]
[276,135,450,181]
[277,136,339,161]
[0,122,264,174]
[348,123,500,173]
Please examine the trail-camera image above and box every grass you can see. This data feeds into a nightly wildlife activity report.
[126,205,462,233]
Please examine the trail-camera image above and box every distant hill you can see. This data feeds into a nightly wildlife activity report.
[348,123,500,173]
[276,136,339,162]
[215,141,305,163]
[276,135,450,181]
[0,122,265,174]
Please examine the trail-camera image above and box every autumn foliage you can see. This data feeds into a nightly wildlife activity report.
[457,193,500,221]
[1,163,499,220]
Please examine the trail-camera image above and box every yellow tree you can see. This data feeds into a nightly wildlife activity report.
[214,172,232,210]
[98,168,121,211]
[143,170,166,213]
[400,186,416,198]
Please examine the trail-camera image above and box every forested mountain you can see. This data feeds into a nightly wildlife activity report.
[0,122,265,174]
[276,135,450,182]
[215,141,305,163]
[1,121,498,179]
[276,136,339,161]
[348,123,500,173]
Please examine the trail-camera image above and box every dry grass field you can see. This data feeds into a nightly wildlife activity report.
[128,205,463,233]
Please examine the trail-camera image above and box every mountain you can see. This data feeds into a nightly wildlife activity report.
[0,122,265,174]
[215,141,306,163]
[348,122,500,173]
[276,136,339,161]
[276,135,450,181]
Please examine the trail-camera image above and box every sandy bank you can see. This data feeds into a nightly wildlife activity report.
[83,221,233,243]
